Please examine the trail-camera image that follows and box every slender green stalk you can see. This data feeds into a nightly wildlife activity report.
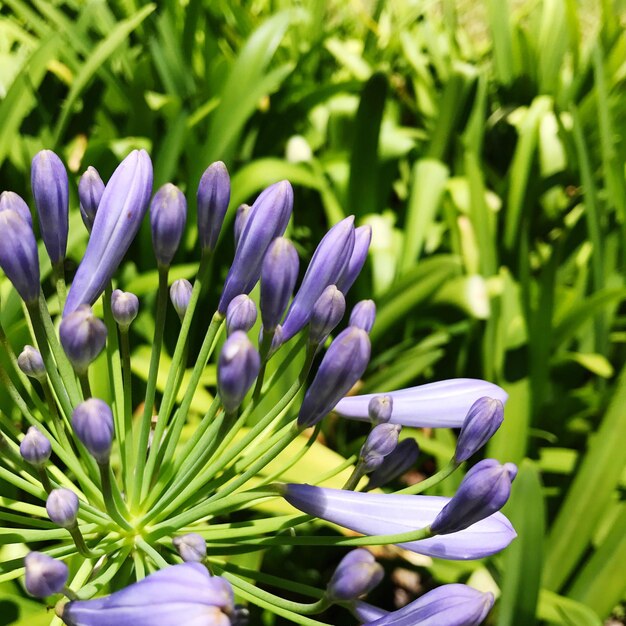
[37,466,53,493]
[342,464,366,491]
[52,261,67,311]
[78,372,91,399]
[136,537,169,568]
[395,459,458,495]
[252,327,275,401]
[68,524,99,558]
[98,461,132,531]
[119,327,134,498]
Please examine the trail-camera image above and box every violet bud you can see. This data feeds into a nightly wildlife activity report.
[336,224,372,293]
[218,181,293,313]
[455,397,504,463]
[197,161,230,251]
[360,423,401,473]
[46,488,79,528]
[173,533,207,563]
[0,209,41,303]
[309,285,346,346]
[298,327,371,428]
[19,426,52,466]
[59,304,107,374]
[365,438,419,491]
[350,299,376,333]
[151,183,187,267]
[430,459,517,535]
[170,278,193,319]
[368,395,392,424]
[17,345,46,381]
[64,150,153,315]
[281,216,355,342]
[226,294,257,336]
[24,552,68,598]
[326,549,383,601]
[258,324,284,358]
[31,150,69,264]
[111,289,139,330]
[72,398,114,464]
[0,190,32,226]
[78,166,105,231]
[234,203,251,247]
[260,237,299,331]
[217,331,261,413]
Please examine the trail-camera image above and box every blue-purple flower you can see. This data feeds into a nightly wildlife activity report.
[170,278,193,319]
[350,299,376,333]
[111,289,139,329]
[46,488,79,528]
[17,345,46,381]
[197,161,231,251]
[72,398,114,464]
[326,549,384,601]
[455,397,504,463]
[78,166,105,231]
[365,438,419,491]
[217,331,261,413]
[336,224,372,293]
[150,183,187,267]
[309,285,346,346]
[24,552,68,598]
[20,426,52,466]
[59,305,107,374]
[173,533,208,563]
[226,294,257,336]
[0,190,32,226]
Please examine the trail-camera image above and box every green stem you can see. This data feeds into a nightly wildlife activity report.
[136,537,169,568]
[342,464,366,491]
[68,524,99,559]
[52,261,67,311]
[252,328,275,401]
[37,466,53,493]
[394,459,458,495]
[119,327,134,499]
[99,461,132,531]
[78,371,91,399]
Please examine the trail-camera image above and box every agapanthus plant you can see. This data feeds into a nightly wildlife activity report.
[0,149,516,625]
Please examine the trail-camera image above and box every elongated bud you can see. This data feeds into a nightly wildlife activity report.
[46,488,79,528]
[24,552,68,598]
[173,533,207,563]
[455,397,504,463]
[336,224,371,293]
[31,150,69,264]
[78,166,105,231]
[326,549,383,601]
[20,426,52,466]
[258,324,284,358]
[368,395,392,424]
[151,183,187,267]
[281,217,355,342]
[59,304,107,374]
[350,299,376,333]
[72,398,114,464]
[111,289,139,330]
[430,459,517,535]
[17,345,46,381]
[218,181,293,313]
[64,150,153,315]
[170,278,192,319]
[0,209,41,303]
[260,237,299,331]
[360,423,401,472]
[309,285,345,345]
[197,161,230,251]
[226,294,257,336]
[365,438,419,491]
[217,331,261,413]
[234,203,251,247]
[0,190,32,226]
[298,327,371,428]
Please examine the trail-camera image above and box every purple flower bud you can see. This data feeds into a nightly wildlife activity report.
[61,563,234,626]
[72,398,114,464]
[78,166,105,231]
[64,150,153,315]
[17,345,46,381]
[260,237,299,331]
[298,327,371,428]
[455,397,504,463]
[326,549,383,601]
[173,533,207,563]
[0,209,40,303]
[281,217,355,342]
[218,181,293,313]
[217,331,261,413]
[309,285,346,345]
[350,299,376,333]
[360,423,401,473]
[368,395,392,424]
[170,278,193,319]
[197,161,230,251]
[258,324,284,358]
[46,488,79,528]
[430,459,517,535]
[59,304,107,374]
[111,289,139,329]
[226,294,257,336]
[0,190,32,226]
[151,183,187,267]
[365,438,419,491]
[24,552,68,598]
[31,150,69,264]
[234,203,251,247]
[20,426,52,466]
[336,224,371,293]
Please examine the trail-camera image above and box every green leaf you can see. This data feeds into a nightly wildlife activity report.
[537,590,602,626]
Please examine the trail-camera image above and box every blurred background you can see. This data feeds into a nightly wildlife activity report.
[0,0,625,624]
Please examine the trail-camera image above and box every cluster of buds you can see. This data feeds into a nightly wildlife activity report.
[0,149,515,625]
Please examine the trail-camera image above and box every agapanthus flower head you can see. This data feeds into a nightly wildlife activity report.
[367,395,392,424]
[72,398,114,464]
[60,563,234,626]
[151,183,187,267]
[226,294,257,336]
[309,284,346,346]
[173,533,207,563]
[0,190,32,226]
[31,149,69,264]
[64,149,153,315]
[197,161,231,252]
[78,166,105,231]
[326,549,384,601]
[336,224,372,293]
[350,299,376,333]
[454,397,504,463]
[365,438,419,491]
[111,289,139,330]
[20,426,52,466]
[233,203,251,247]
[24,552,68,598]
[59,304,107,374]
[360,423,401,473]
[46,488,79,528]
[170,278,193,319]
[17,345,46,381]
